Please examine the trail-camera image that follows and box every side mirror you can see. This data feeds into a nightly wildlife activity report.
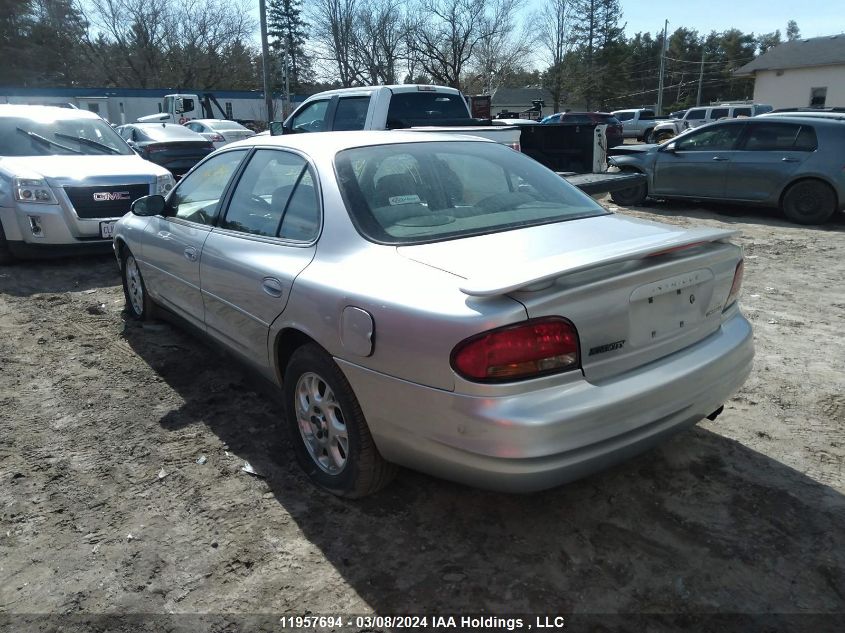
[131,194,166,217]
[663,142,677,153]
[269,121,284,136]
[175,97,184,114]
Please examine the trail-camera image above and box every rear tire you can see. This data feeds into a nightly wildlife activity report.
[781,180,837,225]
[610,171,649,206]
[642,128,654,143]
[283,343,397,498]
[0,221,14,265]
[121,248,156,320]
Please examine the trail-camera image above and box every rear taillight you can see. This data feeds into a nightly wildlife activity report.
[451,317,580,382]
[506,141,521,152]
[724,259,744,311]
[210,133,225,142]
[146,144,168,153]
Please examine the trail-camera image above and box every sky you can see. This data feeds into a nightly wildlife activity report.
[617,0,844,39]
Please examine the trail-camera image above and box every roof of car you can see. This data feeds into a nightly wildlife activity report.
[225,130,496,156]
[0,104,103,120]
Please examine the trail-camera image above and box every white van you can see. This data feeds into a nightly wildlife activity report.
[651,103,773,142]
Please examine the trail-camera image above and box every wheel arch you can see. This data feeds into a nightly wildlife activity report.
[273,327,321,385]
[779,175,840,209]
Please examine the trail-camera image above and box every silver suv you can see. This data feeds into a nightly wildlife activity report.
[0,105,174,263]
[651,103,773,142]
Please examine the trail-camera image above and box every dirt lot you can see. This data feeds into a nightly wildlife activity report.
[1,201,844,632]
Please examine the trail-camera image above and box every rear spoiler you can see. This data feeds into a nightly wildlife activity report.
[459,227,739,297]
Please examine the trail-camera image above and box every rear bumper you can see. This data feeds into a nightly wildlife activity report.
[337,313,754,492]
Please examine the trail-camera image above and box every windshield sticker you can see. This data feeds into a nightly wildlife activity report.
[389,194,421,205]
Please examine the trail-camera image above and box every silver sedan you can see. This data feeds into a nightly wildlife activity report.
[114,131,753,497]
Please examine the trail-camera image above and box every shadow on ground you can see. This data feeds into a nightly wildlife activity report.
[120,314,845,630]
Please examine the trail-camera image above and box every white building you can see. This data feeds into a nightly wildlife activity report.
[0,87,302,125]
[735,35,845,109]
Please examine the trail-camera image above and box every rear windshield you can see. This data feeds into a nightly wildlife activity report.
[386,92,469,126]
[335,141,607,245]
[138,125,203,141]
[0,115,133,156]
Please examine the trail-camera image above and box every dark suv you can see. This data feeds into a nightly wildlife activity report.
[541,112,624,147]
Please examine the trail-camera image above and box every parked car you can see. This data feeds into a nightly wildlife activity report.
[0,105,174,263]
[115,131,752,497]
[183,118,255,148]
[758,110,845,121]
[650,103,773,142]
[610,108,671,142]
[540,112,624,147]
[608,116,845,224]
[115,123,215,178]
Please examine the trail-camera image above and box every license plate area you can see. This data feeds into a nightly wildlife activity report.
[99,221,116,239]
[628,269,715,345]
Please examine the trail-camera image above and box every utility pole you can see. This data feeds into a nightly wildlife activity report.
[283,40,291,119]
[696,47,706,106]
[656,19,668,115]
[258,0,274,124]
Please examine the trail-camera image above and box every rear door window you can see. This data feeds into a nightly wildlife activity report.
[733,107,752,117]
[222,149,319,241]
[710,108,729,120]
[686,109,707,120]
[615,112,635,121]
[742,122,817,151]
[332,96,370,131]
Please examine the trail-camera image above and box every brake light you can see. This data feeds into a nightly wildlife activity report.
[506,141,521,152]
[146,144,168,153]
[646,241,706,258]
[451,317,580,382]
[724,259,744,311]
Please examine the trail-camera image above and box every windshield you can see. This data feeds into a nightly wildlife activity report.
[335,141,607,245]
[0,115,133,156]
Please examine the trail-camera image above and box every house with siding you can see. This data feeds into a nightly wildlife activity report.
[735,35,845,109]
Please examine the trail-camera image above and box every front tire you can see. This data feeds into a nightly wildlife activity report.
[0,221,14,265]
[283,343,397,498]
[654,130,675,143]
[610,171,649,206]
[121,248,156,320]
[781,180,837,225]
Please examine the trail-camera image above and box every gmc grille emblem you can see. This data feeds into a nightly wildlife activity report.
[93,191,131,202]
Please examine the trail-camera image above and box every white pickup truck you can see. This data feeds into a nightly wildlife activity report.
[271,85,522,149]
[272,85,646,197]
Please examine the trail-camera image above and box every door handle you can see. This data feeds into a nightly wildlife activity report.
[261,277,284,298]
[781,157,799,163]
[712,156,729,161]
[183,246,198,262]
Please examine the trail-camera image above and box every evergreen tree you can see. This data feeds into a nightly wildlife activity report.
[267,0,312,92]
[786,20,800,41]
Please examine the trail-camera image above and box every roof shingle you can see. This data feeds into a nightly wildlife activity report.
[736,35,845,75]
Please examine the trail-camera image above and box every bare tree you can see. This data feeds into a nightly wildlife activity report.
[307,0,359,86]
[351,0,404,84]
[78,0,255,89]
[405,0,497,89]
[535,0,574,110]
[472,0,532,93]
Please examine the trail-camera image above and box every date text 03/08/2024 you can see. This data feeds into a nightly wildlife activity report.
[277,615,568,630]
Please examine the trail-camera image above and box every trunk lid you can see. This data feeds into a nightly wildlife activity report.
[399,214,742,380]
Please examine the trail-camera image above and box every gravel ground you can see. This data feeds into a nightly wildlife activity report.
[1,201,843,632]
